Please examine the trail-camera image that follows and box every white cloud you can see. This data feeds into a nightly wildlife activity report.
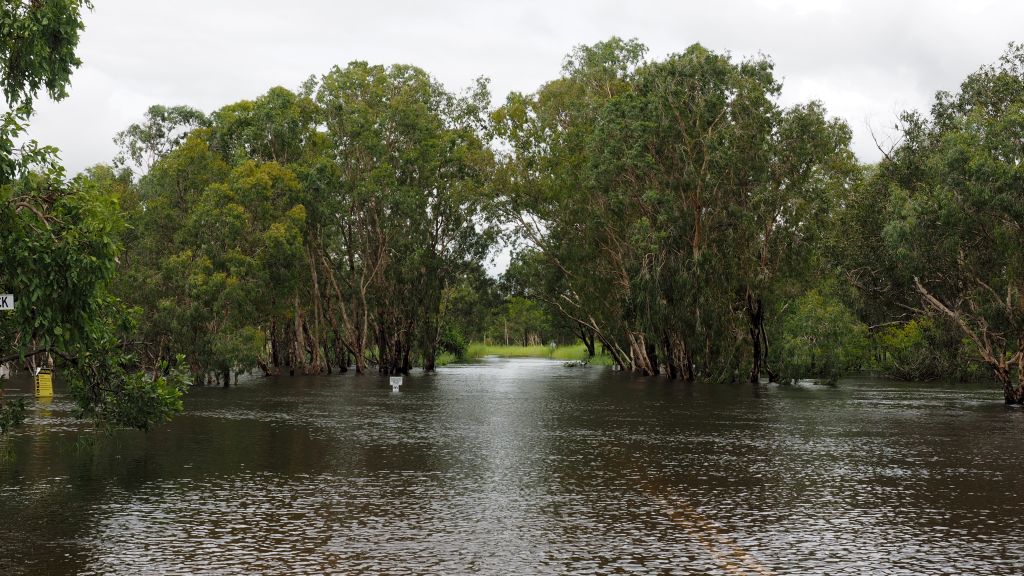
[20,0,1024,172]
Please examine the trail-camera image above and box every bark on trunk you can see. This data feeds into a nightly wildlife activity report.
[582,328,596,357]
[293,297,307,375]
[663,332,695,383]
[996,365,1023,404]
[270,319,281,371]
[645,342,660,376]
[746,292,765,385]
[307,248,325,374]
[599,335,626,370]
[628,332,656,376]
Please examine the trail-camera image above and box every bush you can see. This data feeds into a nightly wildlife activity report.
[775,288,870,381]
[873,318,984,381]
[439,326,468,359]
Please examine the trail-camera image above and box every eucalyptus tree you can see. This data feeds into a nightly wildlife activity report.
[116,88,319,382]
[117,66,496,378]
[113,105,208,174]
[311,62,494,374]
[878,44,1024,402]
[496,39,855,382]
[492,38,648,371]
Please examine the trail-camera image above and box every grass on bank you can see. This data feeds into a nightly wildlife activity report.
[460,343,614,365]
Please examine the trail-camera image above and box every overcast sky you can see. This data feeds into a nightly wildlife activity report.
[23,0,1024,175]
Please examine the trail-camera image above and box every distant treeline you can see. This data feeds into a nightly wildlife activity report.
[3,4,1024,435]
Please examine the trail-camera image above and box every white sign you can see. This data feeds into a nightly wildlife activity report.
[0,294,13,311]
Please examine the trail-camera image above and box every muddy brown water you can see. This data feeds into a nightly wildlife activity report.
[1,357,1022,574]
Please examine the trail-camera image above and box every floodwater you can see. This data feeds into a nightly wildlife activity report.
[1,358,1023,575]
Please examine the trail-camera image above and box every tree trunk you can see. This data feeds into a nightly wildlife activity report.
[746,292,764,385]
[257,359,272,377]
[645,341,660,375]
[1017,348,1024,404]
[354,340,366,374]
[628,332,655,376]
[307,248,325,374]
[996,364,1023,404]
[293,296,309,375]
[599,335,626,370]
[270,319,281,372]
[663,332,694,382]
[402,344,412,374]
[580,327,596,357]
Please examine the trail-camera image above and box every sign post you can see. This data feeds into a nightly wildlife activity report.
[35,368,53,398]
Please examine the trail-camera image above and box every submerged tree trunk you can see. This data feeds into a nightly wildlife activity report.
[628,331,656,376]
[270,319,281,374]
[662,333,678,380]
[307,248,326,375]
[746,292,764,385]
[995,353,1024,404]
[663,332,695,383]
[582,329,596,357]
[995,365,1022,404]
[645,341,660,375]
[599,335,625,370]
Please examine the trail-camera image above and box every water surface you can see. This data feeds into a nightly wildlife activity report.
[1,358,1022,574]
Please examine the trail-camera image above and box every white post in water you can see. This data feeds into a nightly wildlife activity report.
[390,376,402,391]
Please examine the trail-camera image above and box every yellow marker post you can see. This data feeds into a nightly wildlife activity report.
[34,368,53,398]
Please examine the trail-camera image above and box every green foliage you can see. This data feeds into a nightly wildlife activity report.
[0,397,26,434]
[0,0,91,185]
[437,326,467,359]
[111,65,496,378]
[0,0,91,108]
[873,318,985,381]
[874,319,940,381]
[464,343,552,359]
[113,104,208,173]
[0,171,123,356]
[444,265,504,343]
[775,288,870,381]
[495,37,854,380]
[856,43,1024,399]
[68,351,189,431]
[550,344,614,365]
[0,0,191,433]
[499,296,552,346]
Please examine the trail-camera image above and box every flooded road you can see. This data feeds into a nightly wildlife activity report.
[2,357,1023,574]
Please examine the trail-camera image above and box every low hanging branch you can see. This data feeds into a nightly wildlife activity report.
[913,276,1020,371]
[0,347,77,365]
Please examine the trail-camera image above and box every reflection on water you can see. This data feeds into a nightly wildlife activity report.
[1,358,1023,574]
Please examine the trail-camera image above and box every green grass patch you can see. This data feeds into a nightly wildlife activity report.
[461,343,614,365]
